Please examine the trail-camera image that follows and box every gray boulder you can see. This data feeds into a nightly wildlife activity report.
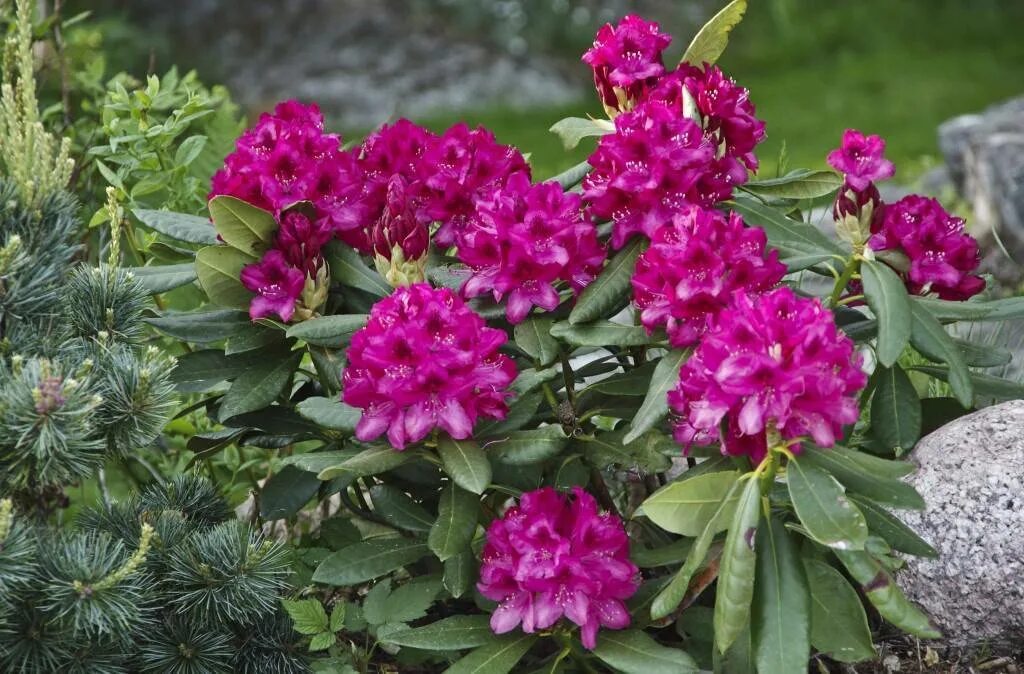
[899,400,1024,649]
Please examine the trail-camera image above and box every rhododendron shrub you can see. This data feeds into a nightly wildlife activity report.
[132,2,1024,671]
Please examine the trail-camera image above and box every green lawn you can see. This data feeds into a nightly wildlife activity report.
[420,0,1024,181]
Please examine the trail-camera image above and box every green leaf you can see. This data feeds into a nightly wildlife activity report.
[282,449,360,475]
[861,260,912,368]
[324,240,391,297]
[803,558,875,663]
[592,629,698,674]
[129,262,198,293]
[909,301,973,407]
[714,474,761,653]
[218,348,302,421]
[195,245,256,310]
[443,551,475,599]
[787,456,868,550]
[208,195,276,256]
[145,309,249,343]
[313,539,429,586]
[800,446,924,510]
[174,134,208,167]
[329,603,346,632]
[476,390,543,437]
[447,636,537,674]
[641,471,741,537]
[830,445,915,479]
[741,169,842,200]
[631,539,694,569]
[624,349,689,444]
[134,208,217,244]
[369,485,434,533]
[848,495,937,558]
[569,238,645,325]
[550,160,591,190]
[309,346,344,395]
[955,337,1012,368]
[729,198,841,261]
[753,517,810,674]
[383,578,442,623]
[913,295,1024,322]
[514,317,559,366]
[317,446,411,480]
[308,632,336,652]
[550,319,649,347]
[437,437,492,495]
[489,426,568,465]
[295,396,361,433]
[428,482,479,561]
[681,0,748,66]
[383,615,495,650]
[261,464,321,520]
[871,364,922,453]
[549,116,614,150]
[282,598,329,635]
[912,365,1024,401]
[834,550,941,639]
[582,426,673,474]
[362,579,393,626]
[716,622,755,674]
[287,314,368,347]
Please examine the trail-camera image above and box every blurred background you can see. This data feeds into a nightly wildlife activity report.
[66,0,1024,180]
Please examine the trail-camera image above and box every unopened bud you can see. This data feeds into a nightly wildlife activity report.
[371,177,429,287]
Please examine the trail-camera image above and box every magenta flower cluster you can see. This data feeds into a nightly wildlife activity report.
[478,487,639,649]
[342,284,517,449]
[669,288,867,462]
[460,173,606,323]
[582,14,672,115]
[632,206,786,348]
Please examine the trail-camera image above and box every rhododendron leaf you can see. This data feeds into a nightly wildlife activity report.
[369,485,434,534]
[582,426,673,474]
[569,238,645,325]
[195,245,256,310]
[861,259,912,368]
[752,517,810,674]
[550,159,592,190]
[443,551,475,599]
[476,390,543,437]
[286,314,368,347]
[488,425,568,465]
[437,437,492,495]
[510,366,559,397]
[729,198,841,262]
[444,633,537,674]
[208,195,277,256]
[741,169,842,201]
[907,301,973,406]
[218,347,302,421]
[549,116,614,151]
[224,324,285,355]
[869,364,922,454]
[324,240,391,297]
[641,471,741,537]
[130,262,198,293]
[623,349,690,445]
[281,449,361,476]
[834,549,941,639]
[592,629,699,674]
[787,456,868,550]
[295,396,360,433]
[134,208,218,244]
[800,447,923,510]
[953,337,1012,368]
[803,558,875,663]
[828,445,915,479]
[382,615,493,650]
[514,317,559,367]
[144,309,249,343]
[630,538,694,569]
[260,464,321,521]
[713,474,761,654]
[550,320,649,347]
[681,0,748,66]
[553,455,590,488]
[313,539,430,586]
[309,345,344,395]
[428,482,479,561]
[317,446,412,480]
[848,495,937,558]
[914,295,1024,322]
[911,365,1024,401]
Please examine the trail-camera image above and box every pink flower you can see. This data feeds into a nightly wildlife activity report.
[478,487,639,649]
[357,118,437,229]
[275,211,334,277]
[668,288,867,463]
[869,195,984,300]
[240,249,306,322]
[827,129,895,193]
[584,100,741,248]
[632,206,785,347]
[459,173,606,323]
[371,176,429,264]
[342,284,517,449]
[419,124,531,248]
[582,14,672,115]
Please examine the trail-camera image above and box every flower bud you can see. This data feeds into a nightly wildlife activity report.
[371,177,429,286]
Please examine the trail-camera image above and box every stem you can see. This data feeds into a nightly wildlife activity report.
[589,468,619,517]
[829,256,861,307]
[559,352,576,408]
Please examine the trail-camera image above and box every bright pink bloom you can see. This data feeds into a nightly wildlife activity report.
[869,195,984,300]
[342,284,516,449]
[371,176,429,263]
[459,174,606,323]
[669,288,867,463]
[632,206,785,347]
[239,249,306,322]
[584,100,741,248]
[478,487,639,649]
[357,119,437,231]
[275,211,334,277]
[827,129,895,193]
[582,14,672,114]
[419,124,531,247]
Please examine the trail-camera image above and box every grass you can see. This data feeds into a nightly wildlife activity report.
[417,0,1024,181]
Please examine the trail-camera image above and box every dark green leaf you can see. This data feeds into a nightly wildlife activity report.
[286,314,368,347]
[849,495,937,557]
[369,485,434,533]
[592,629,698,674]
[476,390,543,437]
[801,446,924,510]
[428,482,479,561]
[281,449,360,476]
[129,262,198,293]
[804,558,875,662]
[830,445,915,479]
[908,301,973,407]
[489,426,568,465]
[549,116,614,150]
[729,198,841,261]
[514,317,559,366]
[437,437,492,495]
[583,426,673,474]
[313,539,429,585]
[224,324,283,354]
[920,397,969,436]
[834,549,941,638]
[145,309,249,343]
[324,240,390,297]
[861,260,911,368]
[295,396,361,432]
[550,320,649,347]
[714,474,761,653]
[550,160,591,190]
[642,471,741,537]
[631,539,694,569]
[317,446,411,480]
[443,551,475,598]
[195,245,256,310]
[741,169,841,200]
[871,364,922,452]
[309,345,344,395]
[753,517,810,674]
[912,365,1024,401]
[134,208,217,244]
[444,634,536,674]
[218,349,302,420]
[624,350,689,444]
[383,615,494,650]
[569,238,644,325]
[208,195,276,256]
[955,337,1012,368]
[261,465,320,520]
[787,456,868,550]
[913,295,1024,322]
[681,0,748,65]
